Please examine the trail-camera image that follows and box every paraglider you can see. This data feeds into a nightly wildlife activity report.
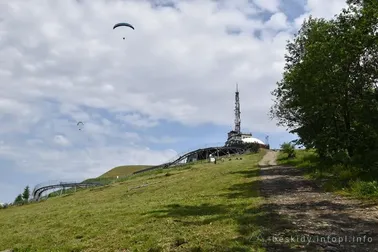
[113,22,134,40]
[77,121,84,131]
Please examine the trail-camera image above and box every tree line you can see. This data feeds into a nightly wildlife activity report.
[0,186,31,209]
[270,0,378,176]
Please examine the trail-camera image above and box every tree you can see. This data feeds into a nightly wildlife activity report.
[280,142,296,159]
[225,140,261,153]
[22,186,30,202]
[270,17,340,158]
[14,194,23,205]
[270,0,378,171]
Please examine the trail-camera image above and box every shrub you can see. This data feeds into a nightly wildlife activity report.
[339,169,355,181]
[242,142,260,153]
[226,140,260,153]
[352,149,378,175]
[351,180,378,196]
[280,142,296,158]
[0,203,9,209]
[331,150,352,166]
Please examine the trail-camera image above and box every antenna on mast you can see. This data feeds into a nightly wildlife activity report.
[234,83,241,133]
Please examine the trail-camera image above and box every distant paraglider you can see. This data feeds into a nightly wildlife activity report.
[77,121,84,131]
[113,22,134,40]
[113,22,135,30]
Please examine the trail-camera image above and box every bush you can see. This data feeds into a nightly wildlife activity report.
[245,142,260,153]
[352,149,378,175]
[0,203,10,209]
[338,169,355,182]
[280,142,296,158]
[225,140,261,153]
[351,180,378,197]
[331,150,351,166]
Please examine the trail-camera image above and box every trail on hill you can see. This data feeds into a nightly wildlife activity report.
[258,151,378,252]
[258,151,278,166]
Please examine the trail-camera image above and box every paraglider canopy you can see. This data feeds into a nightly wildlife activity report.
[77,121,84,131]
[113,22,134,40]
[113,22,135,30]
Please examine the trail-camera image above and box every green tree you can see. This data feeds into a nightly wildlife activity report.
[14,194,23,205]
[270,0,378,171]
[22,185,30,202]
[280,142,296,159]
[225,140,261,153]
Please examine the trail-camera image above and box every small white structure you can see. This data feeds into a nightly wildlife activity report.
[209,154,216,163]
[116,176,119,179]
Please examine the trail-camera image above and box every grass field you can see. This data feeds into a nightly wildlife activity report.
[99,165,152,178]
[0,151,269,251]
[81,165,153,185]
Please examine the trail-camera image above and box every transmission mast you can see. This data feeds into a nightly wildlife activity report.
[234,83,241,133]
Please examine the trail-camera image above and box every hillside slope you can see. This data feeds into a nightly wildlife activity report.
[100,165,152,178]
[0,152,266,251]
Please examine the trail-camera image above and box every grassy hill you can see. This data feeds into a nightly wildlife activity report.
[0,152,269,251]
[81,165,153,185]
[100,165,152,178]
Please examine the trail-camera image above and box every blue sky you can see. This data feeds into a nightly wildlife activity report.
[0,0,347,203]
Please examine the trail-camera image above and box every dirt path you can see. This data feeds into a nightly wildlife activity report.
[258,151,278,166]
[258,151,378,251]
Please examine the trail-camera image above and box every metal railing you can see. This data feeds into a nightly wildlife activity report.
[32,181,102,201]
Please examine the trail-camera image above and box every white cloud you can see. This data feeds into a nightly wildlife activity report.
[115,112,159,128]
[294,0,347,29]
[305,0,347,18]
[146,136,181,144]
[0,0,348,202]
[253,0,280,13]
[1,0,288,132]
[265,12,289,30]
[53,135,71,146]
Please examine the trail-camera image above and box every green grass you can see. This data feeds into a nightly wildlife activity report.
[277,149,318,169]
[277,149,378,200]
[81,165,153,185]
[100,165,152,178]
[0,151,281,251]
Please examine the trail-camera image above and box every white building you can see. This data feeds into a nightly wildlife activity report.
[226,130,267,147]
[241,136,266,145]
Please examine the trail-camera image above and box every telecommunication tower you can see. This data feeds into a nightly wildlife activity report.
[234,83,241,133]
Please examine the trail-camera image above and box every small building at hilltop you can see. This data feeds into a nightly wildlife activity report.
[225,84,268,149]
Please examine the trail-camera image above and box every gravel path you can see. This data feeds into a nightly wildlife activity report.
[258,151,378,251]
[258,151,278,167]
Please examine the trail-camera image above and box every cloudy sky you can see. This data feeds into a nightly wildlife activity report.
[0,0,347,203]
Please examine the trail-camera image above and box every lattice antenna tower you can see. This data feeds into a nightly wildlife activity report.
[234,83,241,133]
